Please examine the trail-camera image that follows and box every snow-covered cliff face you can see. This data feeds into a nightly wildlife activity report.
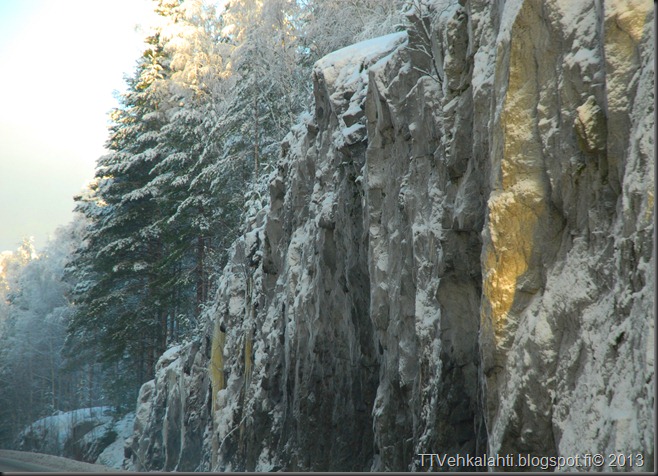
[131,0,654,471]
[475,0,654,464]
[128,341,214,471]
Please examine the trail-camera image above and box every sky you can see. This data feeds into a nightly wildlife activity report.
[0,0,158,252]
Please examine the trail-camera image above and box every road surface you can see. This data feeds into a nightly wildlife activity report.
[0,456,54,472]
[0,450,119,473]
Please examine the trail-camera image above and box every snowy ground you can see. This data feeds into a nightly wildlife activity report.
[0,449,122,472]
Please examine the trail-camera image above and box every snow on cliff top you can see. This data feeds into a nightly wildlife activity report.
[314,31,407,88]
[313,31,407,148]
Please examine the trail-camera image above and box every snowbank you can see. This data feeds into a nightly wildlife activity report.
[18,407,113,458]
[18,407,136,468]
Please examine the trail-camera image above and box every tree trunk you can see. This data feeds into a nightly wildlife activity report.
[196,235,205,316]
[88,364,93,414]
[254,94,259,177]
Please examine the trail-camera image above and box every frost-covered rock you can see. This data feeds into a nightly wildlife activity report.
[18,407,136,468]
[94,412,135,470]
[206,32,408,472]
[18,407,115,463]
[477,1,654,468]
[129,338,213,471]
[130,0,654,472]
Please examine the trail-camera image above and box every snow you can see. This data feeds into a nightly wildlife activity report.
[498,0,524,42]
[341,122,367,144]
[81,420,114,446]
[255,446,276,472]
[95,412,135,470]
[0,250,13,273]
[314,32,407,88]
[17,407,137,470]
[314,31,407,140]
[19,406,113,454]
[159,344,182,363]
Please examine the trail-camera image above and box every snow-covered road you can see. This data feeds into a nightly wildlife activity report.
[0,450,120,473]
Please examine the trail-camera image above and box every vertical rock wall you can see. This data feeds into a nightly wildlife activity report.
[129,341,213,471]
[364,5,486,470]
[478,0,654,468]
[207,34,408,471]
[130,0,654,472]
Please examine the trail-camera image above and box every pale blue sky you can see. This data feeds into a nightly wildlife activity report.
[0,0,156,252]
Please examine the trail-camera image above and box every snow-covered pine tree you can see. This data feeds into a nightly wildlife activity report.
[63,0,407,410]
[211,0,308,180]
[64,0,241,406]
[66,22,174,406]
[145,0,242,332]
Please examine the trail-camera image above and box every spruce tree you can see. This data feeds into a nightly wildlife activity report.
[66,28,173,405]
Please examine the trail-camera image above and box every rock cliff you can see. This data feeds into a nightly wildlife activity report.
[130,0,654,471]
